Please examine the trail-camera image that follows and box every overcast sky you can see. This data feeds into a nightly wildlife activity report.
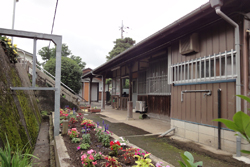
[1,0,208,69]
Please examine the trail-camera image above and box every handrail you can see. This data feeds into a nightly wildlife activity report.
[29,61,86,102]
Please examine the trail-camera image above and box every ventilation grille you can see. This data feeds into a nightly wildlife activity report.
[179,33,199,55]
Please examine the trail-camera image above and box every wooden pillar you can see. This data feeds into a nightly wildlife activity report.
[127,101,133,119]
[89,77,92,105]
[102,73,106,109]
[82,82,84,101]
[128,65,132,101]
[120,68,122,110]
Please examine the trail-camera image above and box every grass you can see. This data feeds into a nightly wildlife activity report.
[0,135,38,167]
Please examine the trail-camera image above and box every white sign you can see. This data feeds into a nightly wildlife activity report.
[29,67,33,75]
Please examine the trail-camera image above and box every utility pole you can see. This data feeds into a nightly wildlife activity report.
[119,20,129,39]
[120,20,124,39]
[12,0,19,43]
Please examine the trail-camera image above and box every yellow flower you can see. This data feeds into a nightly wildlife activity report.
[8,38,11,42]
[4,38,7,41]
[14,44,17,48]
[13,50,17,54]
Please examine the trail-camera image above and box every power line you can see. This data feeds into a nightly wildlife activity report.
[48,0,59,49]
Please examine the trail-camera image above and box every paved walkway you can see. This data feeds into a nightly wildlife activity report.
[99,105,171,135]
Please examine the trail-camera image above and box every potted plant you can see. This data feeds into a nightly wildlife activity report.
[89,106,101,113]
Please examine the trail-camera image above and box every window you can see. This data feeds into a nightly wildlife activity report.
[170,49,236,84]
[111,78,121,95]
[146,58,171,95]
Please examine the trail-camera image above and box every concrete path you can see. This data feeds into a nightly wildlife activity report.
[32,121,50,167]
[99,105,171,135]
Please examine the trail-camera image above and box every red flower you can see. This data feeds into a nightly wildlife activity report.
[115,141,121,146]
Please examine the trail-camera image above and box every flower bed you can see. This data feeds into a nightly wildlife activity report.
[58,107,170,167]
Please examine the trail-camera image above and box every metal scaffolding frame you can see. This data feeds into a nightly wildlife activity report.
[0,28,62,136]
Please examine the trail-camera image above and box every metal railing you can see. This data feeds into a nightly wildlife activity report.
[169,49,237,84]
[29,61,86,102]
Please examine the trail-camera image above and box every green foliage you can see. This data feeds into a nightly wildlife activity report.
[213,95,250,154]
[44,57,82,93]
[106,37,136,61]
[82,134,91,144]
[133,153,154,167]
[102,135,110,147]
[70,55,86,69]
[0,36,18,64]
[38,43,71,61]
[41,111,48,116]
[95,128,110,147]
[79,143,90,150]
[71,138,81,143]
[38,43,86,69]
[123,79,129,89]
[0,135,38,167]
[178,151,202,167]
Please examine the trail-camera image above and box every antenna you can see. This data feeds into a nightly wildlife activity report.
[119,20,129,39]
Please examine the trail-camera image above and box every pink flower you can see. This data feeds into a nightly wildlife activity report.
[81,154,87,160]
[72,128,77,131]
[92,161,97,165]
[87,149,95,155]
[77,146,80,150]
[89,154,94,160]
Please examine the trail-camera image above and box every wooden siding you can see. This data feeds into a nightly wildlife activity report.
[170,20,237,127]
[84,82,89,102]
[171,21,235,64]
[171,82,236,127]
[138,95,171,117]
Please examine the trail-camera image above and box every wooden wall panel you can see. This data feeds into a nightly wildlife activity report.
[226,24,234,50]
[132,62,138,72]
[145,95,171,117]
[195,84,201,123]
[171,82,236,127]
[207,83,213,125]
[190,85,196,122]
[186,85,191,121]
[84,82,89,102]
[212,25,219,54]
[227,82,236,121]
[201,84,207,124]
[212,83,219,126]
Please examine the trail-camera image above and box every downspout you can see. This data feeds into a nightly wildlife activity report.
[210,0,241,157]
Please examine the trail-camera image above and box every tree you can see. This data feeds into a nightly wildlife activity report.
[38,43,86,69]
[106,37,136,61]
[44,57,82,93]
[38,43,71,61]
[70,55,86,69]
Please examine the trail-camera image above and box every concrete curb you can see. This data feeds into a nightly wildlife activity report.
[54,135,72,167]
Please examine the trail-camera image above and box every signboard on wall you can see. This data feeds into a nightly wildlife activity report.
[29,67,33,75]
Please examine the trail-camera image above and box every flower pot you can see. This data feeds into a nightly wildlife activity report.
[80,106,90,109]
[89,109,101,113]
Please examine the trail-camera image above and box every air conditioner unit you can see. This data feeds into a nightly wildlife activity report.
[135,101,146,112]
[179,33,199,55]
